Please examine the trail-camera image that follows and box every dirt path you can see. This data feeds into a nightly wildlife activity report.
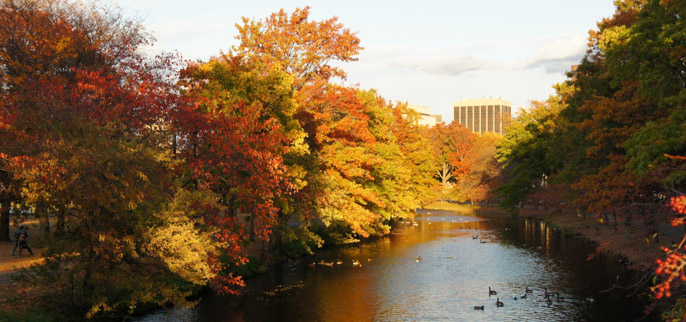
[0,223,45,285]
[0,242,43,283]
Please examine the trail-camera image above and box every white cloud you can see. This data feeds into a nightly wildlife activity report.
[150,19,236,41]
[523,33,588,73]
[392,54,499,76]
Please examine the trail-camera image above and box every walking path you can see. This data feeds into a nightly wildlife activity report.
[0,242,43,283]
[0,222,44,284]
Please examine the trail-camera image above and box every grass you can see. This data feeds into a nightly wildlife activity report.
[422,201,509,216]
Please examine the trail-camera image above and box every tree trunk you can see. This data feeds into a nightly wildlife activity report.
[56,211,65,233]
[0,203,9,242]
[249,215,255,242]
[38,203,49,235]
[438,162,453,188]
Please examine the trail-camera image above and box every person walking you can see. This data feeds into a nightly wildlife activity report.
[11,226,33,256]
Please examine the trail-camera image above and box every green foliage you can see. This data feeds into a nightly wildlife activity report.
[495,95,566,209]
[626,105,686,186]
[282,225,325,258]
[224,255,267,279]
[662,298,686,322]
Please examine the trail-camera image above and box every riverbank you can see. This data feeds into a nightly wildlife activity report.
[2,202,675,320]
[138,202,662,322]
[423,201,676,269]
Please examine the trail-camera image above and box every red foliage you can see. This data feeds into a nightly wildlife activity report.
[174,63,293,293]
[652,157,686,300]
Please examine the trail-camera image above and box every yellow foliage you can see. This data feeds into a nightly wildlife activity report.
[148,220,216,285]
[146,189,224,285]
[599,25,631,52]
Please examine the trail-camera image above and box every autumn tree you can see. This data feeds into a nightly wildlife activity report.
[496,0,686,316]
[0,0,216,318]
[231,6,362,89]
[494,82,576,211]
[423,122,475,192]
[175,56,300,290]
[451,133,503,203]
[229,7,412,243]
[388,103,439,206]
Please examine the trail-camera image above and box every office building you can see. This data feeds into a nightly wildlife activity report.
[407,104,442,127]
[453,98,511,134]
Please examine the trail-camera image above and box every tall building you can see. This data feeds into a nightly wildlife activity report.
[407,104,442,127]
[453,98,511,134]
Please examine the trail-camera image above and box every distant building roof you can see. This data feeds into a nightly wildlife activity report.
[453,98,511,107]
[407,104,439,127]
[407,104,432,115]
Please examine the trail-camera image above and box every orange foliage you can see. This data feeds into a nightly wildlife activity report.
[232,6,362,88]
[443,123,477,176]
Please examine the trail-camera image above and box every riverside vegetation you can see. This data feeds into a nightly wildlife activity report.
[0,0,685,321]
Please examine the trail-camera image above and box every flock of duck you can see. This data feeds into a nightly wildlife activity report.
[310,258,371,268]
[473,285,594,311]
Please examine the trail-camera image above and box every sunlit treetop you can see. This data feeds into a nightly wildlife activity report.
[230,6,363,89]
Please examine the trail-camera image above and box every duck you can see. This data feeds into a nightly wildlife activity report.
[525,286,533,293]
[416,256,422,262]
[480,239,487,244]
[336,259,343,265]
[555,292,564,302]
[472,235,479,239]
[352,259,361,266]
[513,296,518,300]
[473,305,485,310]
[318,260,334,267]
[546,297,553,305]
[489,286,497,296]
[496,298,504,307]
[521,293,527,299]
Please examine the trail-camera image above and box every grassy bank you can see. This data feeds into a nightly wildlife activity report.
[422,201,510,216]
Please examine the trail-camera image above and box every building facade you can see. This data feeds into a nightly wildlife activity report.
[407,104,442,127]
[453,98,511,134]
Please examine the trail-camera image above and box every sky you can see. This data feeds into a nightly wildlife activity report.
[116,0,617,122]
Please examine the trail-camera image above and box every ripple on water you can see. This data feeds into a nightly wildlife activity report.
[136,213,657,322]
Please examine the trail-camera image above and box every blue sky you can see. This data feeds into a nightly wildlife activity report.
[117,0,617,122]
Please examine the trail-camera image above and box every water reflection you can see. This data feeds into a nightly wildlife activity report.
[139,210,658,322]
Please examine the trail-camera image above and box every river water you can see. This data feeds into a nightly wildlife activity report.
[139,209,660,322]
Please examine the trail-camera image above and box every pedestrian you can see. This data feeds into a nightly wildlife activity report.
[12,225,33,256]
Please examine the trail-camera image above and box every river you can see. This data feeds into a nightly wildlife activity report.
[138,209,660,322]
